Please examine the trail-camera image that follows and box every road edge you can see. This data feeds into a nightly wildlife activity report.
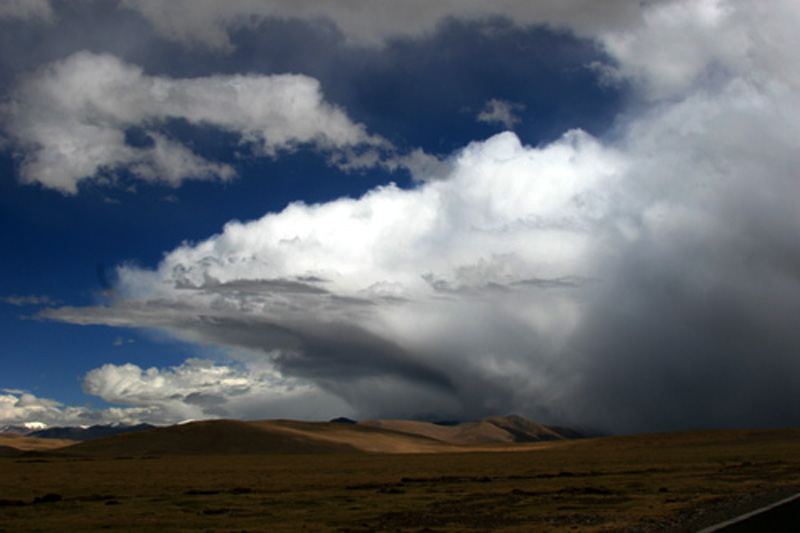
[696,491,800,532]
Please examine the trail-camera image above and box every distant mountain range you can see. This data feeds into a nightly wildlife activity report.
[1,423,157,441]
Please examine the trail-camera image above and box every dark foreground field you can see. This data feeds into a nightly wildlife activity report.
[2,428,799,532]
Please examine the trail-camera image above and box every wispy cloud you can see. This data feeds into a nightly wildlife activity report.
[477,99,525,129]
[112,337,135,347]
[1,294,57,307]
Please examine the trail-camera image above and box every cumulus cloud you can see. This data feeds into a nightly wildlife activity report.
[41,129,628,423]
[594,0,800,100]
[477,99,525,129]
[82,358,352,423]
[33,1,800,432]
[0,359,351,427]
[0,388,155,428]
[4,51,386,193]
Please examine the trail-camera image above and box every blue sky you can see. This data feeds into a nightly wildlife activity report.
[1,1,799,434]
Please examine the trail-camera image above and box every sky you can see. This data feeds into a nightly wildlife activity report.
[1,0,799,435]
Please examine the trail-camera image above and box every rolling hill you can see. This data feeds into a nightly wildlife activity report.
[51,415,578,456]
[0,433,76,454]
[359,415,582,444]
[58,419,360,456]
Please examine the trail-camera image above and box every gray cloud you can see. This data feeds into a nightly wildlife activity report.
[121,0,641,50]
[0,0,53,23]
[477,99,525,129]
[184,277,331,295]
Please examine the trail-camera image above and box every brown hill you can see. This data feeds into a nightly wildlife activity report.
[483,415,584,441]
[54,416,581,457]
[359,415,580,444]
[59,419,360,456]
[0,433,76,453]
[58,418,464,456]
[252,419,462,453]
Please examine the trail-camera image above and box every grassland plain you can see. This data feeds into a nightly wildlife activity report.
[1,428,799,532]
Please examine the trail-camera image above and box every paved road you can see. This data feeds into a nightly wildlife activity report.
[700,493,800,532]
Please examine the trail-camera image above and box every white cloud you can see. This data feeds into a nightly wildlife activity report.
[82,358,352,423]
[596,0,764,99]
[146,129,618,294]
[477,99,525,129]
[42,128,626,423]
[0,0,53,23]
[0,389,154,428]
[5,51,385,194]
[0,358,352,427]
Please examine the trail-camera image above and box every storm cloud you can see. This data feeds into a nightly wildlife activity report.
[10,1,800,432]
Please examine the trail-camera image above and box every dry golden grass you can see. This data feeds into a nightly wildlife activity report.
[0,434,75,453]
[54,419,359,456]
[359,419,515,444]
[359,415,577,445]
[1,427,799,531]
[252,419,466,453]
